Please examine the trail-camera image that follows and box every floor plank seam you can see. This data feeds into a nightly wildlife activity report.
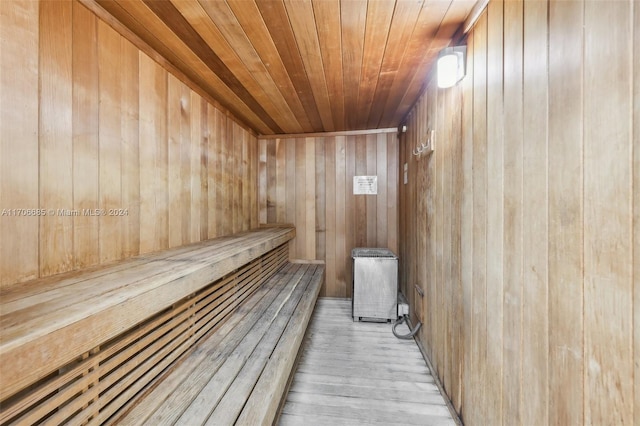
[280,298,457,426]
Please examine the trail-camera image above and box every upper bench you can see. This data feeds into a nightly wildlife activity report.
[0,226,295,404]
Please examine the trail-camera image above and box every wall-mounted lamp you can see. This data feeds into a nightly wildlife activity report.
[437,46,467,89]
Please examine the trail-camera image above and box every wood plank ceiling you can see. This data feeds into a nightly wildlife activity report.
[95,0,477,135]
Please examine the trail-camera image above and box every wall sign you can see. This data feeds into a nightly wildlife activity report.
[353,176,377,195]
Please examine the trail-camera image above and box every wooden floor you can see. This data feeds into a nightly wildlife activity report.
[279,298,456,426]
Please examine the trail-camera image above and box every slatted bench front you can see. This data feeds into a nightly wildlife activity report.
[118,262,324,426]
[0,226,297,425]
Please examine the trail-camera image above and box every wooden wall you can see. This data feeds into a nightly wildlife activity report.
[399,0,639,424]
[258,132,399,297]
[0,0,258,288]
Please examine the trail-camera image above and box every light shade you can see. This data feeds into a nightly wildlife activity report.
[437,46,467,88]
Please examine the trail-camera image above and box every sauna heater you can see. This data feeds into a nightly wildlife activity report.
[351,248,398,322]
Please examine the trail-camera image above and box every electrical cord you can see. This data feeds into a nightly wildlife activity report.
[392,314,422,340]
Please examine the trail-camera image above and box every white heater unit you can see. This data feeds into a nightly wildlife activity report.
[351,248,398,322]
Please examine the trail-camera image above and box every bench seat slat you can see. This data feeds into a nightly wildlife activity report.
[1,228,283,329]
[116,263,324,426]
[83,249,292,426]
[0,232,250,304]
[0,228,282,317]
[0,227,294,404]
[1,226,324,426]
[179,264,316,425]
[142,264,308,425]
[115,264,302,425]
[0,261,251,424]
[235,265,324,426]
[210,265,323,426]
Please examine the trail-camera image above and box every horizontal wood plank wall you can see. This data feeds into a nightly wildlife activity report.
[258,133,398,297]
[399,0,638,424]
[0,0,258,288]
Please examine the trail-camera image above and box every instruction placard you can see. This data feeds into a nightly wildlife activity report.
[353,176,378,195]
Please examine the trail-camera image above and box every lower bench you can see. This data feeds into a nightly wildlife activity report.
[115,263,324,425]
[0,226,324,426]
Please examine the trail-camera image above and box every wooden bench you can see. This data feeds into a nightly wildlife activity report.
[119,263,323,425]
[0,225,323,425]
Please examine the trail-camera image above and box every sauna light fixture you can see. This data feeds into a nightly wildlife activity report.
[437,46,467,89]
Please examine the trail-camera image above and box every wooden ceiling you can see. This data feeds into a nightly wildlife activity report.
[95,0,477,135]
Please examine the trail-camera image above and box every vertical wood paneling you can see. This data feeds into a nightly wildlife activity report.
[207,103,216,237]
[155,62,169,250]
[354,136,367,248]
[200,100,209,240]
[222,115,234,236]
[399,114,407,312]
[295,138,306,258]
[275,139,286,222]
[285,138,296,239]
[72,2,99,269]
[365,134,377,247]
[233,123,243,234]
[334,136,347,296]
[502,1,523,423]
[259,131,398,296]
[179,90,192,244]
[305,137,316,258]
[460,29,474,424]
[584,1,633,424]
[213,109,225,236]
[247,131,260,229]
[40,0,73,275]
[399,2,637,425]
[324,137,336,297]
[345,137,356,297]
[120,37,140,259]
[434,79,444,380]
[449,84,463,411]
[0,0,39,287]
[139,54,159,254]
[168,74,183,248]
[138,55,152,253]
[376,133,387,248]
[471,13,488,423]
[258,139,267,224]
[634,3,640,423]
[251,129,259,229]
[548,1,583,424]
[98,20,122,263]
[418,54,429,414]
[0,0,259,286]
[315,138,326,261]
[386,132,398,255]
[251,128,258,229]
[485,1,504,423]
[522,2,549,424]
[242,126,250,231]
[265,139,276,223]
[443,85,454,396]
[414,107,423,335]
[235,125,244,231]
[189,93,202,242]
[406,98,416,354]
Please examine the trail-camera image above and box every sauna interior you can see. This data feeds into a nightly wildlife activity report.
[0,0,638,425]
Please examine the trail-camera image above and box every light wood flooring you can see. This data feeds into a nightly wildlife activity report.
[279,298,456,426]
